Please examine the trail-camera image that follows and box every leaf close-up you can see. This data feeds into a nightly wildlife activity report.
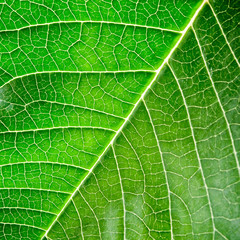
[0,0,239,239]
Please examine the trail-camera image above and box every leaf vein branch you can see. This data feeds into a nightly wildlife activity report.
[207,1,240,67]
[112,145,126,240]
[192,25,240,175]
[168,63,216,239]
[143,99,173,240]
[0,20,182,34]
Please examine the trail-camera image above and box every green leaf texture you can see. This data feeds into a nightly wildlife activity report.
[0,0,239,239]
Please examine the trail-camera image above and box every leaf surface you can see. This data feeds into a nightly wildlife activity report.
[0,0,239,239]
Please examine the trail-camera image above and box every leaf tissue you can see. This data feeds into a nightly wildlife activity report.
[0,0,239,239]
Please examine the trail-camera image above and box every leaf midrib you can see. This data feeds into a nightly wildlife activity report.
[41,0,208,238]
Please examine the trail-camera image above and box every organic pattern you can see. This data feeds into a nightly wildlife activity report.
[0,0,239,239]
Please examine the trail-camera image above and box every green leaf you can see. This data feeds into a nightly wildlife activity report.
[0,0,239,239]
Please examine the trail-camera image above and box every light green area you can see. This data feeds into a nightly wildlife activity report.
[0,0,239,239]
[0,22,180,79]
[0,0,201,31]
